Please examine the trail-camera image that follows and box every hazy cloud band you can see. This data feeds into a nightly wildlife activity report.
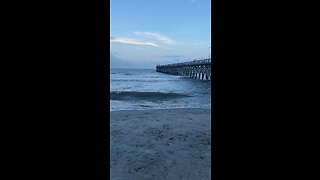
[110,37,158,47]
[134,32,175,45]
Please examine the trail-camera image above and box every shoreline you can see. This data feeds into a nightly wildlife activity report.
[110,108,211,180]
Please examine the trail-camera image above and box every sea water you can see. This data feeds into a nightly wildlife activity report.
[110,69,211,111]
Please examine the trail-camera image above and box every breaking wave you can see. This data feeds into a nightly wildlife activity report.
[110,91,191,101]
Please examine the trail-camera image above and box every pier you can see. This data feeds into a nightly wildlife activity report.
[156,58,211,80]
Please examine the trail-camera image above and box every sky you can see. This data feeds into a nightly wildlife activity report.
[110,0,211,68]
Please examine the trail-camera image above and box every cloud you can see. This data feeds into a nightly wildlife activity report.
[110,37,158,47]
[134,32,175,45]
[190,0,196,3]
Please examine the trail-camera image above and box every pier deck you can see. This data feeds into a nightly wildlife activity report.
[156,58,211,80]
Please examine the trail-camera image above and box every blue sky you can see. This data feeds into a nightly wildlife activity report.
[110,0,211,67]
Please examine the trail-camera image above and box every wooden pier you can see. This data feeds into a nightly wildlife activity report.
[156,58,211,80]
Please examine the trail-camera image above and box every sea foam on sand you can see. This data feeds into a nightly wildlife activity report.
[110,108,211,180]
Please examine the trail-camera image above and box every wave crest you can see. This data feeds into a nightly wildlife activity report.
[110,91,191,101]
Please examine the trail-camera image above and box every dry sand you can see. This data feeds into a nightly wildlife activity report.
[110,108,211,180]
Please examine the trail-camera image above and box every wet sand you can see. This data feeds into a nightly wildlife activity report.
[110,108,211,180]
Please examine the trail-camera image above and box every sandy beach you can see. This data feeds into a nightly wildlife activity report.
[110,108,211,180]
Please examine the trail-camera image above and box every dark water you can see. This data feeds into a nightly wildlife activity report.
[110,69,211,111]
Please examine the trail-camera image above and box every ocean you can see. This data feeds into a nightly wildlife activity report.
[110,68,211,111]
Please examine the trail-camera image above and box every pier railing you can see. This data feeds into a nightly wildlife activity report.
[156,58,211,80]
